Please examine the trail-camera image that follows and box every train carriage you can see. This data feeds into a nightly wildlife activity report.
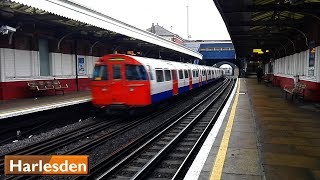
[91,54,224,108]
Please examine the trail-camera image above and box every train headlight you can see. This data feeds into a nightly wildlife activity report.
[129,88,134,92]
[101,87,107,91]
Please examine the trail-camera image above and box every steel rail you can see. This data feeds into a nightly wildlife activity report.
[172,78,235,179]
[6,80,224,180]
[130,79,232,179]
[65,80,228,156]
[92,78,231,180]
[0,119,119,170]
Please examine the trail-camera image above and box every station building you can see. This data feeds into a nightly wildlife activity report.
[184,40,239,75]
[0,0,201,101]
[147,23,184,45]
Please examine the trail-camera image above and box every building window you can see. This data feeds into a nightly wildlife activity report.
[39,39,50,76]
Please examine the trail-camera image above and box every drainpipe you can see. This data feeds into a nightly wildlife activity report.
[74,40,79,91]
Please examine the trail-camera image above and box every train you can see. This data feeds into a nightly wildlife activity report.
[91,54,224,108]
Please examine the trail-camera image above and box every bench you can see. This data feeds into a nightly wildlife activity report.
[263,75,274,86]
[27,80,68,96]
[284,82,306,101]
[52,79,68,95]
[28,81,53,96]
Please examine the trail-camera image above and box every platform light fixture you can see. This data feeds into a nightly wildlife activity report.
[253,49,264,54]
[0,25,16,34]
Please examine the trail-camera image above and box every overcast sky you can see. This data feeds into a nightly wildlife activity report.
[73,0,230,40]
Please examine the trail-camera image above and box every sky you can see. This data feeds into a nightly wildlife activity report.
[73,0,231,40]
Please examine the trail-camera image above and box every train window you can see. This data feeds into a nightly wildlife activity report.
[196,70,199,77]
[188,70,191,78]
[192,70,196,77]
[184,70,189,78]
[178,70,184,79]
[164,70,171,81]
[146,65,153,80]
[208,70,211,75]
[126,64,148,80]
[156,70,164,82]
[112,65,121,79]
[202,70,205,76]
[92,65,108,80]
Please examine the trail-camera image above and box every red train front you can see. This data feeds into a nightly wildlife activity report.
[91,54,151,108]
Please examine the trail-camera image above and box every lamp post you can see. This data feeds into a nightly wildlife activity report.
[187,5,190,40]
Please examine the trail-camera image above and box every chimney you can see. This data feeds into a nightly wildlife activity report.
[151,23,155,33]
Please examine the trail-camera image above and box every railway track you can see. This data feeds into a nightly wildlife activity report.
[75,78,234,179]
[1,78,229,180]
[0,102,98,145]
[0,118,119,169]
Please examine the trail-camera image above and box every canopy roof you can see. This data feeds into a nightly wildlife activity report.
[213,0,320,60]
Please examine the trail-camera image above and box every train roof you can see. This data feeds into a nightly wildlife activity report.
[127,55,221,70]
[99,54,222,71]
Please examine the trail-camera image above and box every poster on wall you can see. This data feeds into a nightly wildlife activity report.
[77,56,86,75]
[308,41,315,77]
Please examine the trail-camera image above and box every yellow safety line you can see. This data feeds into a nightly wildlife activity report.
[210,79,241,180]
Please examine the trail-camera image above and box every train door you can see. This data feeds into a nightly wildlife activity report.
[199,69,202,87]
[109,61,127,104]
[188,70,192,90]
[206,70,208,84]
[172,70,178,95]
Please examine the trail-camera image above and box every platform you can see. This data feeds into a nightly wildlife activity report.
[186,78,320,180]
[0,91,91,119]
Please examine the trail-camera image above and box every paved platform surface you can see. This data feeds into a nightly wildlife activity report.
[0,91,91,119]
[194,78,320,180]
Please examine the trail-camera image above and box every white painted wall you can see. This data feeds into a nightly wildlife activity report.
[0,48,100,82]
[273,46,320,82]
[0,48,39,80]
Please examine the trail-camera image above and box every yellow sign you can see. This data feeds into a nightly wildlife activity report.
[253,49,264,54]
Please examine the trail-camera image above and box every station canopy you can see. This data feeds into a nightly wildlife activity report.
[0,0,202,60]
[213,0,320,60]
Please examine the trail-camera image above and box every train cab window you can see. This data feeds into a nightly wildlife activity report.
[92,65,108,80]
[164,70,171,81]
[184,70,189,78]
[178,70,184,79]
[156,70,164,82]
[112,65,121,79]
[126,64,148,80]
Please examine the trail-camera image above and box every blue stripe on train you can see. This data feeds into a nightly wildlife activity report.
[178,86,189,94]
[151,90,173,103]
[151,78,221,104]
[192,83,199,89]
